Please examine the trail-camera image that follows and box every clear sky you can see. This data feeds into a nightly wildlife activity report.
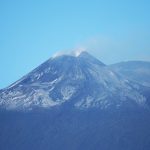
[0,0,150,88]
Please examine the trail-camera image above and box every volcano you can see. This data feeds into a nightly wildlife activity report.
[0,51,149,110]
[0,51,150,150]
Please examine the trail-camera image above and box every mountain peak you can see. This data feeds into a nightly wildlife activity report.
[52,50,105,67]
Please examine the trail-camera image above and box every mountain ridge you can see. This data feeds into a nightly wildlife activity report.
[109,60,150,87]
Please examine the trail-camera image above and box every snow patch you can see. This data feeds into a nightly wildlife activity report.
[61,86,76,100]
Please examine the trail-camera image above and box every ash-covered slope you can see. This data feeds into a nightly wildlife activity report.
[0,51,149,110]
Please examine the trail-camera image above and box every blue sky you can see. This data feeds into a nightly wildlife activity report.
[0,0,150,88]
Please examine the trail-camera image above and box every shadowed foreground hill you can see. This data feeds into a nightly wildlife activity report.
[0,108,150,150]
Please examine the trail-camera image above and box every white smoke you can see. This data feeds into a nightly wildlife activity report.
[52,47,87,58]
